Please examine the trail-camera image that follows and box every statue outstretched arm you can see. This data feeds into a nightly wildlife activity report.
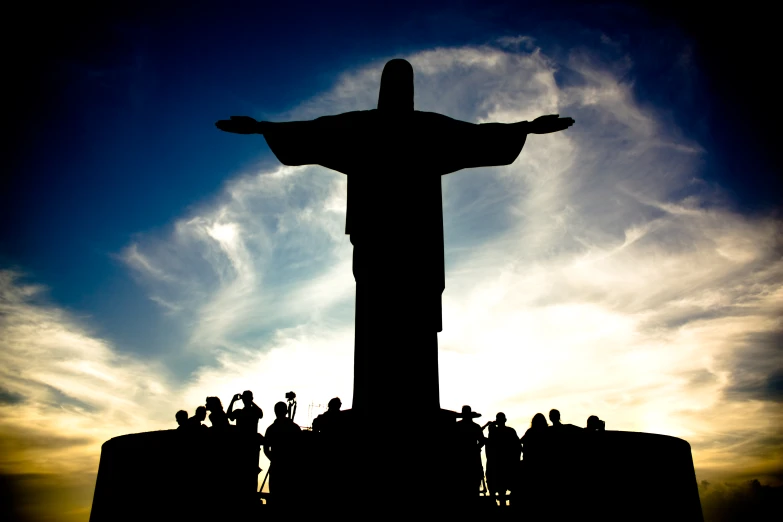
[216,113,369,171]
[215,116,266,134]
[430,113,574,173]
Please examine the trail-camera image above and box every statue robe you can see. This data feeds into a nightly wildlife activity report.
[263,110,526,412]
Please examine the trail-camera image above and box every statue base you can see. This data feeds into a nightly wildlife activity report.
[89,414,703,521]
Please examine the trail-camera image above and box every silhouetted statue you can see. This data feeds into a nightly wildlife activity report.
[205,396,230,429]
[216,58,574,414]
[228,390,264,435]
[484,412,521,506]
[175,410,188,429]
[264,401,302,506]
[586,415,605,431]
[453,405,486,501]
[186,406,208,430]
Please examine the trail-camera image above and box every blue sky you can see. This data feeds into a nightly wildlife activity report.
[1,2,781,520]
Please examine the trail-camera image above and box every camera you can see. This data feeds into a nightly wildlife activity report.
[285,391,296,400]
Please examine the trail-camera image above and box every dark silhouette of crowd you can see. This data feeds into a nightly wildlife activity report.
[173,392,606,509]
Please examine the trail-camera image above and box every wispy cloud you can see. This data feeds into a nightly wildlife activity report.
[123,44,782,484]
[0,271,173,478]
[1,41,781,519]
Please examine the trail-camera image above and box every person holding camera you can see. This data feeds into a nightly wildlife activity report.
[227,391,264,497]
[484,412,521,507]
[228,391,264,435]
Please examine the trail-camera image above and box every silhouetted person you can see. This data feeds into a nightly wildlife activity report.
[454,405,486,501]
[215,59,574,416]
[264,401,302,506]
[521,413,549,467]
[228,391,264,435]
[227,391,264,496]
[485,412,521,507]
[186,406,208,429]
[205,397,230,429]
[548,408,582,444]
[586,415,605,431]
[311,397,346,502]
[548,408,583,438]
[549,409,563,428]
[175,410,188,429]
[519,413,549,512]
[312,397,342,436]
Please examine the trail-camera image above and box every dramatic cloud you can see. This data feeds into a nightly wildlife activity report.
[0,270,176,521]
[121,44,783,484]
[1,41,781,519]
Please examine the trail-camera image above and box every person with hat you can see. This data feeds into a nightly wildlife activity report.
[453,405,486,502]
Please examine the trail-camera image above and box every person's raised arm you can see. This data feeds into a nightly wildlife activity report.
[227,393,240,420]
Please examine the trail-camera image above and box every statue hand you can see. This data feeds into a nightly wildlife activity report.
[215,115,263,134]
[529,114,575,134]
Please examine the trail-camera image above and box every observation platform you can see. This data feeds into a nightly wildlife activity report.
[89,421,703,521]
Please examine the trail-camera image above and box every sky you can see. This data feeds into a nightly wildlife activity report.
[1,2,781,520]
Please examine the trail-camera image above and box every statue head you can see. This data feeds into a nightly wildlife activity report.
[378,59,413,113]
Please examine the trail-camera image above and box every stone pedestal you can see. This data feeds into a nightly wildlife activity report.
[90,426,703,521]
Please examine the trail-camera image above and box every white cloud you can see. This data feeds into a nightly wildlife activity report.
[0,270,174,477]
[1,42,781,509]
[121,46,783,483]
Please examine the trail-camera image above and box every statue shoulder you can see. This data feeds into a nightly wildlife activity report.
[312,109,377,129]
[414,110,475,131]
